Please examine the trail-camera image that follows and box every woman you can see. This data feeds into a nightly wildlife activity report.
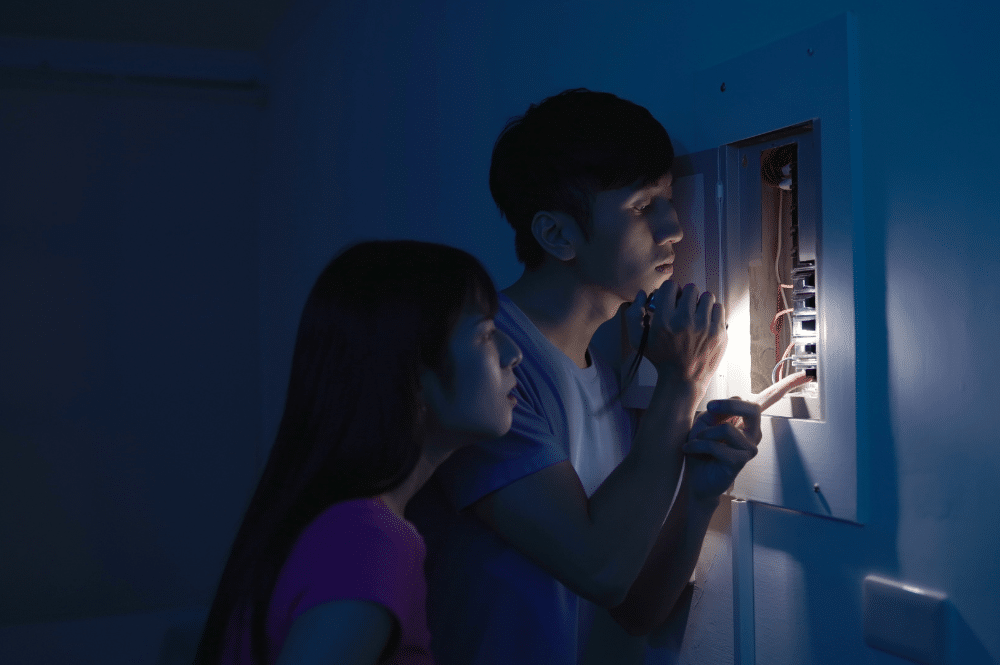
[194,240,522,665]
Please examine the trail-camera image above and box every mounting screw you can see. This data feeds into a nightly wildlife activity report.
[807,48,814,56]
[813,483,820,493]
[720,82,726,92]
[741,155,748,168]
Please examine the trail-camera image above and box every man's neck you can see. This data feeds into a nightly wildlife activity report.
[502,266,621,369]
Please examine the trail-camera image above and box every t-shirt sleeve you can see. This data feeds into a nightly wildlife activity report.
[434,360,569,511]
[281,507,423,633]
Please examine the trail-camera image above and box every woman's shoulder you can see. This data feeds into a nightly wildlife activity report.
[311,496,386,526]
[275,498,426,612]
[270,498,430,662]
[298,497,424,560]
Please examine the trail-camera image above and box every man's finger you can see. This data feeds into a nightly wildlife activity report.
[750,371,813,412]
[693,423,756,451]
[683,437,756,466]
[707,398,761,420]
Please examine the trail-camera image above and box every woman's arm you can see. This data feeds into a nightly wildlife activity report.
[275,599,395,665]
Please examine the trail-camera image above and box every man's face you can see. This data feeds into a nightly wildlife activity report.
[574,172,682,303]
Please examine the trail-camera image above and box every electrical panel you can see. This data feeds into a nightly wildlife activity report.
[729,122,820,419]
[619,14,863,522]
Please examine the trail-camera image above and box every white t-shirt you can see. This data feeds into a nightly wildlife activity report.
[407,294,635,665]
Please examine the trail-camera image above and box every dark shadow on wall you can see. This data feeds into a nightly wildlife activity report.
[156,608,209,665]
[0,74,262,625]
[950,605,995,665]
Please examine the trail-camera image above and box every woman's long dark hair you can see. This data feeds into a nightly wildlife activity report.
[194,240,498,665]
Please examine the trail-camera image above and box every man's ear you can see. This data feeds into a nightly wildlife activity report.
[530,210,581,262]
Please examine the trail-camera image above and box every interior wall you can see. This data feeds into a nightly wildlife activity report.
[262,1,1000,664]
[0,39,264,630]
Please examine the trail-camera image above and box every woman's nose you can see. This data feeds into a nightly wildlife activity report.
[500,331,522,368]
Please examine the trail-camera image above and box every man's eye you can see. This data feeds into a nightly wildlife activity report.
[634,203,650,213]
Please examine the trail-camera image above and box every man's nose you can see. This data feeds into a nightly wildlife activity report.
[654,204,683,245]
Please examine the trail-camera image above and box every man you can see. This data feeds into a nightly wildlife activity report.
[407,89,761,664]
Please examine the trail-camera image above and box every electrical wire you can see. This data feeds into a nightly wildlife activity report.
[771,344,795,384]
[598,292,654,416]
[773,183,795,383]
[770,308,794,336]
[776,189,791,324]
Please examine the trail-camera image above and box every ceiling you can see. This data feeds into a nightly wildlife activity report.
[1,0,295,51]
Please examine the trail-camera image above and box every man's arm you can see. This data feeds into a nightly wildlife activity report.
[473,283,725,607]
[608,399,762,635]
[474,376,700,606]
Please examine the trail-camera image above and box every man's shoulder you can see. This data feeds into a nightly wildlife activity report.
[495,297,557,377]
[496,295,620,398]
[494,295,537,345]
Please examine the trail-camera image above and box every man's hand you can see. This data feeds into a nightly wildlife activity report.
[683,398,762,501]
[624,281,728,397]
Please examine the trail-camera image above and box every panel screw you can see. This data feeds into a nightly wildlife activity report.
[720,82,726,92]
[813,483,820,492]
[807,48,814,56]
[741,155,748,168]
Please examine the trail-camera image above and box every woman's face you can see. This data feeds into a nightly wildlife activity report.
[423,310,522,440]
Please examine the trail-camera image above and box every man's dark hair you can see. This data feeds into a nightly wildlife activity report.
[489,88,674,269]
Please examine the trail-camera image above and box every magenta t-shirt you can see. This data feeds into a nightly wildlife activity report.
[221,497,433,664]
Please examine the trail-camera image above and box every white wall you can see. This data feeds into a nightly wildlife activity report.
[0,38,263,656]
[261,1,1000,663]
